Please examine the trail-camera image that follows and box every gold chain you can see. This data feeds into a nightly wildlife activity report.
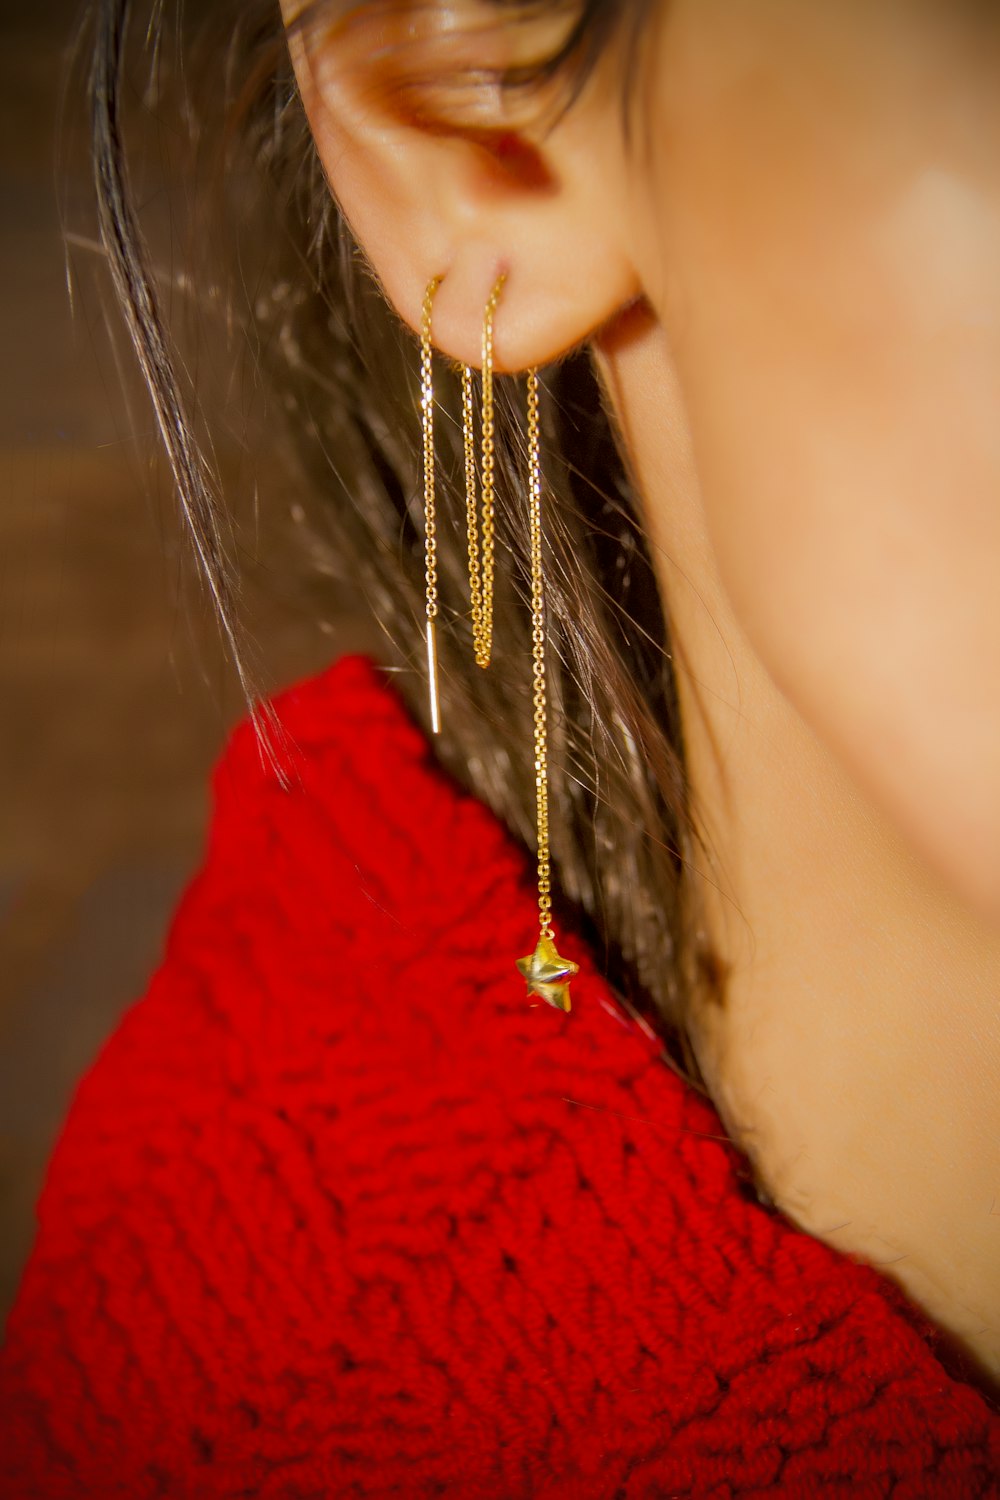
[461,364,484,659]
[476,273,506,669]
[526,367,553,940]
[516,368,578,1009]
[421,277,440,622]
[421,276,442,733]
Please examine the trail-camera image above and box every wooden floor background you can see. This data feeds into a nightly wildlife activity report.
[0,3,362,1317]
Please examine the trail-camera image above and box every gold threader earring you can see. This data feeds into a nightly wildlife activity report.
[461,272,505,671]
[420,275,443,734]
[421,272,502,729]
[516,367,580,1012]
[418,273,578,1010]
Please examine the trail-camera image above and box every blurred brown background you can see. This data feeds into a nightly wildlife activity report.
[0,1,345,1317]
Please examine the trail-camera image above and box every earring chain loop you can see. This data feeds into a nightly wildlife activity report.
[421,276,443,733]
[461,365,483,657]
[474,272,506,668]
[526,367,553,940]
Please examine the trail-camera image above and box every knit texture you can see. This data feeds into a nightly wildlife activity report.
[1,655,998,1498]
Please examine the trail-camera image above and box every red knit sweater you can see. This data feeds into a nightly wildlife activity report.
[2,656,998,1498]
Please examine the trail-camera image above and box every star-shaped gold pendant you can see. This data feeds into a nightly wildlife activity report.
[516,932,580,1012]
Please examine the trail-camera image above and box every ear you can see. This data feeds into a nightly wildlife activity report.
[280,1,642,371]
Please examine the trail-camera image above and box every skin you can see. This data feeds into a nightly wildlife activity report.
[281,0,1000,1389]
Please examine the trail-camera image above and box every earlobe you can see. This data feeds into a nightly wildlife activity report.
[280,0,642,371]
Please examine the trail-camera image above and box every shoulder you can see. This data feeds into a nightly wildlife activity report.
[0,654,662,1490]
[2,656,998,1498]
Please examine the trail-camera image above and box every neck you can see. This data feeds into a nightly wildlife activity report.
[597,314,1000,1395]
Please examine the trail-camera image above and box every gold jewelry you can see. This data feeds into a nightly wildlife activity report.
[517,368,579,1012]
[421,276,442,734]
[464,272,505,670]
[423,279,575,1006]
[460,363,483,663]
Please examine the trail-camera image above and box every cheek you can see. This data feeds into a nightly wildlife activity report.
[645,0,1000,913]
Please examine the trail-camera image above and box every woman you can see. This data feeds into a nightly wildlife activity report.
[2,0,999,1492]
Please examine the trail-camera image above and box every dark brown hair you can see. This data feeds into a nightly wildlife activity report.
[87,0,718,1076]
